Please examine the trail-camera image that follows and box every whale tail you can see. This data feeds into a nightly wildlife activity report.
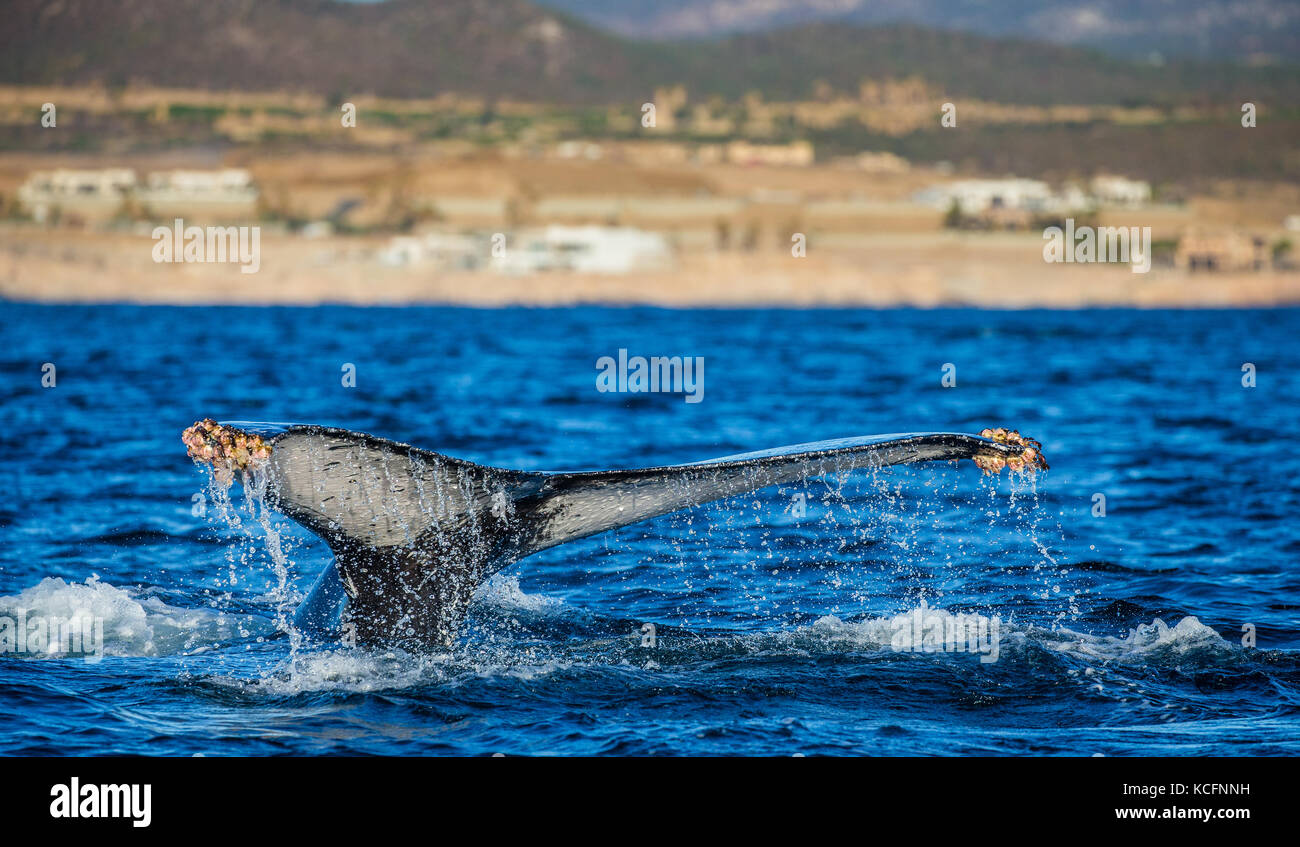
[182,420,1046,648]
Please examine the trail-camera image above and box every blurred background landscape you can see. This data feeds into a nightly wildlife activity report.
[2,0,1298,306]
[4,1,1300,761]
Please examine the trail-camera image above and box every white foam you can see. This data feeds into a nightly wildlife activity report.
[0,576,271,658]
[472,574,565,614]
[1046,615,1232,660]
[804,604,1235,664]
[196,604,1240,696]
[240,649,452,694]
[809,613,896,648]
[212,644,579,695]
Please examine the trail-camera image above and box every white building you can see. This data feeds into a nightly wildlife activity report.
[137,169,258,217]
[916,179,1056,214]
[143,169,254,194]
[491,226,672,274]
[1090,175,1151,207]
[20,167,262,224]
[378,232,487,269]
[18,169,138,222]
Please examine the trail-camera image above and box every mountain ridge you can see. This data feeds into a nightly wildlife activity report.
[4,0,1297,106]
[535,0,1300,62]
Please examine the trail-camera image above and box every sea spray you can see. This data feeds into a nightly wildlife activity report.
[200,464,306,660]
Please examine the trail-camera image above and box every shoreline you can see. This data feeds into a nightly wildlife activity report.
[8,298,1297,311]
[4,230,1298,309]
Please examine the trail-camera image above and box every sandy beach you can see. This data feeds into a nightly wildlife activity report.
[3,227,1296,308]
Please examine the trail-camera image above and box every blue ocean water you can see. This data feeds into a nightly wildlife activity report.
[1,303,1296,756]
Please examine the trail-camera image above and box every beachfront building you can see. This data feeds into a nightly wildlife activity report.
[17,168,138,224]
[1090,175,1152,207]
[491,226,672,274]
[916,178,1057,215]
[378,232,487,270]
[137,169,259,219]
[1176,232,1268,272]
[18,167,261,224]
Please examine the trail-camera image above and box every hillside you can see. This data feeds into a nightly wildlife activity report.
[537,0,1300,63]
[1,0,652,102]
[4,0,1298,106]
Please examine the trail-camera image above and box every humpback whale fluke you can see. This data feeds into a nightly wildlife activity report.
[182,419,1047,649]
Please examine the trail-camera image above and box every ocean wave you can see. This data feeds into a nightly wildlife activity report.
[1041,615,1234,661]
[208,599,1247,697]
[800,604,1235,664]
[5,571,1241,694]
[0,576,272,658]
[212,646,585,697]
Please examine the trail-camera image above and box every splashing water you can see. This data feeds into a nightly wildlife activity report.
[3,304,1296,755]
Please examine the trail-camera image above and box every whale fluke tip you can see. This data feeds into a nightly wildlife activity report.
[974,427,1049,474]
[182,419,273,482]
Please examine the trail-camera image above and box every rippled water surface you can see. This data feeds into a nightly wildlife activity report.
[1,304,1297,755]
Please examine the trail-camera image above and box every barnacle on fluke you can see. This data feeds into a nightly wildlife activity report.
[974,427,1049,474]
[182,419,272,480]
